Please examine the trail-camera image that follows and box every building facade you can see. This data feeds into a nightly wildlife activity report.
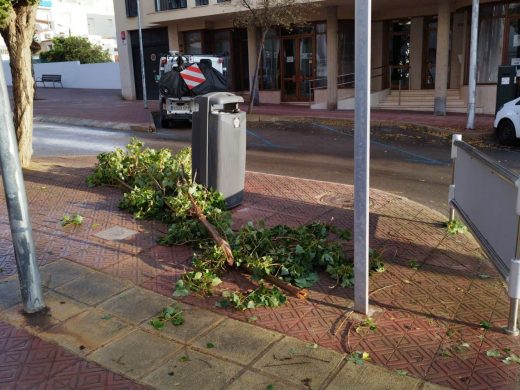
[114,0,520,114]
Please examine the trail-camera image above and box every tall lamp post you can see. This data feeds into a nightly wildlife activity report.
[466,0,479,130]
[137,0,148,109]
[0,56,45,314]
[354,0,371,314]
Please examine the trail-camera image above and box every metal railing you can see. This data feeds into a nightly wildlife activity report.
[308,65,387,105]
[449,135,520,336]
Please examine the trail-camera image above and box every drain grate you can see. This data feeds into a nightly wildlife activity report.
[318,193,375,209]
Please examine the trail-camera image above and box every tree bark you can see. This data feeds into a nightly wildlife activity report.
[1,5,38,168]
[248,28,268,115]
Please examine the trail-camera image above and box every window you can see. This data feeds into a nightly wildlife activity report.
[315,23,327,89]
[156,0,187,11]
[338,21,354,87]
[184,31,203,54]
[195,0,209,5]
[259,29,280,90]
[477,4,505,83]
[125,0,138,17]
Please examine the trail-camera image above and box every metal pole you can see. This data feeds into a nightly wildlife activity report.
[449,134,461,222]
[507,298,519,336]
[466,0,479,129]
[0,58,45,314]
[137,0,148,109]
[354,0,371,315]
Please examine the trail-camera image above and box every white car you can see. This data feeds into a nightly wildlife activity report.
[494,97,520,145]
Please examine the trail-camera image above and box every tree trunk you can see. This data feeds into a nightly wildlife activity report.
[248,28,268,115]
[1,5,38,168]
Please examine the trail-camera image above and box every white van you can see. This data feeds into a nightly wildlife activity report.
[157,51,226,127]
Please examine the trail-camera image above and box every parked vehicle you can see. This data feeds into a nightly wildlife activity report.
[494,97,520,145]
[157,51,227,128]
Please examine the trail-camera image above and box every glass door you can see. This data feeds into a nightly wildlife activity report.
[422,17,437,89]
[282,38,297,99]
[281,35,314,101]
[388,19,410,90]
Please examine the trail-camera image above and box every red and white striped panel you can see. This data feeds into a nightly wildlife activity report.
[180,64,206,90]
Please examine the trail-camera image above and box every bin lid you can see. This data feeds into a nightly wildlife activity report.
[195,92,244,105]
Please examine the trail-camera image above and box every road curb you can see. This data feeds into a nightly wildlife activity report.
[34,115,156,133]
[247,113,492,140]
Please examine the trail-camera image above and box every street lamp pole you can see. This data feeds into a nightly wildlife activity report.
[466,0,479,130]
[0,57,45,314]
[136,0,148,109]
[354,0,371,314]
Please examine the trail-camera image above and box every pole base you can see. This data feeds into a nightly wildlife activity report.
[504,327,520,336]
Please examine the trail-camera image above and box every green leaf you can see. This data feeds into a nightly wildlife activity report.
[193,272,203,280]
[295,245,305,255]
[478,274,491,279]
[179,355,190,362]
[266,385,274,390]
[395,370,408,376]
[211,276,222,286]
[100,314,112,320]
[486,349,501,358]
[479,321,492,330]
[206,342,215,349]
[150,318,165,330]
[247,316,258,323]
[306,343,318,349]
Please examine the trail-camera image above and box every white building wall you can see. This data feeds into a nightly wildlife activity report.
[2,60,121,89]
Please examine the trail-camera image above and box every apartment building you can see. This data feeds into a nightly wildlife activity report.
[114,0,518,114]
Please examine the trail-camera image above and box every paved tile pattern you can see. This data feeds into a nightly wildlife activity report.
[0,320,149,389]
[0,158,518,389]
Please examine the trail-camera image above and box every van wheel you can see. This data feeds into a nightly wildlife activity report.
[497,119,517,146]
[160,116,170,129]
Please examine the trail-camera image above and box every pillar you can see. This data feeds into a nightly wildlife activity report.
[168,23,180,52]
[409,17,424,90]
[326,6,338,110]
[434,0,451,115]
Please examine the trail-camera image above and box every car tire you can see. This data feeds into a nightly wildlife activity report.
[497,119,517,146]
[160,116,170,129]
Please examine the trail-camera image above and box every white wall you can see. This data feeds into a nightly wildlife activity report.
[2,61,121,89]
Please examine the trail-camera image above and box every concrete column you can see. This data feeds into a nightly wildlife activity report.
[409,17,424,90]
[168,23,180,52]
[247,24,258,93]
[326,6,338,110]
[434,0,451,115]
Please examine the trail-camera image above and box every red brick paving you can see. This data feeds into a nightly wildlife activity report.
[0,156,518,389]
[0,321,149,389]
[26,88,494,132]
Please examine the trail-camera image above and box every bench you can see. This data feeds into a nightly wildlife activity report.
[36,74,63,88]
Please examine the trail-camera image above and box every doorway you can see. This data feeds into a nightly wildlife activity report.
[422,17,437,89]
[281,35,314,102]
[388,19,411,90]
[130,28,169,100]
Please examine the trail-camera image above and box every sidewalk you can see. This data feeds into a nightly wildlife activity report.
[0,156,517,389]
[27,88,494,134]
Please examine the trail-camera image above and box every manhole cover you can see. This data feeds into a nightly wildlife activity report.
[318,193,375,209]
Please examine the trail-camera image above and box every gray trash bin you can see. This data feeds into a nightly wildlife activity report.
[192,92,246,209]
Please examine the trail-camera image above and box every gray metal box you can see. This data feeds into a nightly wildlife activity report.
[192,92,246,208]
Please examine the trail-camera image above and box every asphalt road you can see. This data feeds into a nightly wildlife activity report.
[33,120,520,215]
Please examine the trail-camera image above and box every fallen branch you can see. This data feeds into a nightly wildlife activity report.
[264,274,308,300]
[239,268,308,300]
[186,191,234,266]
[369,284,396,296]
